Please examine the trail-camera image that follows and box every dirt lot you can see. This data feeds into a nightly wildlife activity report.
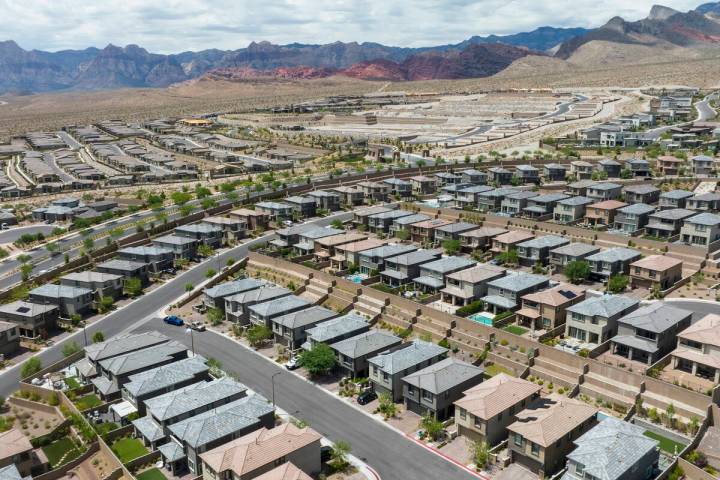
[6,401,63,438]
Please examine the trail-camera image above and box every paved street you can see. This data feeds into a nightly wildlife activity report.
[0,224,57,243]
[0,211,351,398]
[134,318,477,480]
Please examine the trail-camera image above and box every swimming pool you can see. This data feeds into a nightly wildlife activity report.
[346,273,367,284]
[468,312,495,326]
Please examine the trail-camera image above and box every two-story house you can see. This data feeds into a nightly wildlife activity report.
[516,283,586,332]
[434,222,478,245]
[28,284,94,317]
[380,250,441,287]
[409,175,437,196]
[549,243,600,269]
[562,417,659,480]
[59,271,124,301]
[522,194,569,219]
[566,180,596,197]
[586,182,622,201]
[501,191,539,216]
[553,196,594,224]
[459,227,508,252]
[680,212,720,249]
[307,190,341,211]
[482,272,550,314]
[117,245,174,273]
[478,188,520,212]
[225,286,292,325]
[625,158,650,177]
[543,163,567,182]
[630,255,683,290]
[0,301,58,338]
[254,201,293,222]
[369,340,448,401]
[507,395,598,476]
[330,331,402,378]
[391,213,430,238]
[358,244,418,275]
[283,196,317,218]
[409,219,454,245]
[356,180,390,202]
[569,161,593,180]
[331,185,364,206]
[565,294,639,345]
[455,374,541,446]
[153,234,199,260]
[303,312,369,351]
[402,358,484,420]
[659,189,694,210]
[657,155,684,176]
[270,305,337,350]
[514,165,540,184]
[455,185,494,210]
[671,313,720,383]
[441,264,506,307]
[687,193,720,212]
[353,206,393,230]
[459,168,487,185]
[488,167,513,185]
[584,200,627,227]
[597,159,621,178]
[248,295,311,328]
[645,208,696,238]
[491,230,534,254]
[383,178,413,199]
[610,303,692,366]
[585,247,641,281]
[516,235,569,267]
[367,210,414,234]
[623,184,660,205]
[692,154,715,176]
[413,256,476,294]
[613,203,655,234]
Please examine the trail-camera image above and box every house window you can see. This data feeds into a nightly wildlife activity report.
[514,433,523,447]
[459,408,466,420]
[422,390,433,401]
[407,386,416,397]
[383,372,389,382]
[575,462,585,476]
[531,443,540,457]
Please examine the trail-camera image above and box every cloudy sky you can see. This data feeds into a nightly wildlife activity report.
[0,0,705,52]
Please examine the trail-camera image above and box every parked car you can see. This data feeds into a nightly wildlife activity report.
[190,321,206,332]
[357,389,377,405]
[163,315,184,326]
[285,356,300,370]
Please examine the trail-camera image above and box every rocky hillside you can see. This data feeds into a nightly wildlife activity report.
[556,2,720,59]
[0,27,579,93]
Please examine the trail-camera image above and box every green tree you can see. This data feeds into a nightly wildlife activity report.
[331,219,345,230]
[564,260,591,284]
[420,412,444,441]
[70,313,81,327]
[607,275,629,293]
[92,331,105,343]
[330,440,351,470]
[496,248,519,266]
[17,254,31,264]
[171,191,192,206]
[201,198,217,210]
[180,204,196,216]
[97,296,115,314]
[83,237,94,252]
[20,263,33,282]
[205,268,217,279]
[195,185,212,199]
[473,441,490,470]
[197,244,215,258]
[441,239,461,256]
[123,277,143,297]
[20,357,42,379]
[246,325,272,348]
[298,343,337,376]
[376,392,398,420]
[185,283,194,295]
[207,307,224,326]
[395,229,409,241]
[62,341,81,358]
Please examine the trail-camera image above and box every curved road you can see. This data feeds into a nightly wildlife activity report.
[0,208,479,480]
[0,224,57,244]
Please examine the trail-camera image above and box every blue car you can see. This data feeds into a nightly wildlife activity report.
[163,315,184,326]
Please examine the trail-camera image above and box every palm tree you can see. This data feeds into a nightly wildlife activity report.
[331,440,351,468]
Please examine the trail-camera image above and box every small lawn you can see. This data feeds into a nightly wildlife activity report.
[136,468,167,480]
[484,364,513,378]
[42,438,81,467]
[503,325,528,336]
[643,430,687,454]
[65,377,81,389]
[112,437,149,463]
[93,422,119,436]
[74,394,102,411]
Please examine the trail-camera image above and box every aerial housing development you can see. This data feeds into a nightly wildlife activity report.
[2,2,720,480]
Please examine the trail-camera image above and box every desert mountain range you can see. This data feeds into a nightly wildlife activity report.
[1,2,720,94]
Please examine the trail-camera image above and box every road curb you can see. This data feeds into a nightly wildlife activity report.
[404,433,489,480]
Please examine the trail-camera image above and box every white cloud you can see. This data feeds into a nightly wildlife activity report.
[0,0,705,52]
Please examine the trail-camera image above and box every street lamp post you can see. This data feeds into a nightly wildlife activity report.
[271,372,282,408]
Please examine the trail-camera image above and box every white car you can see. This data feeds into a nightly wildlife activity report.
[285,356,300,370]
[190,321,206,332]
